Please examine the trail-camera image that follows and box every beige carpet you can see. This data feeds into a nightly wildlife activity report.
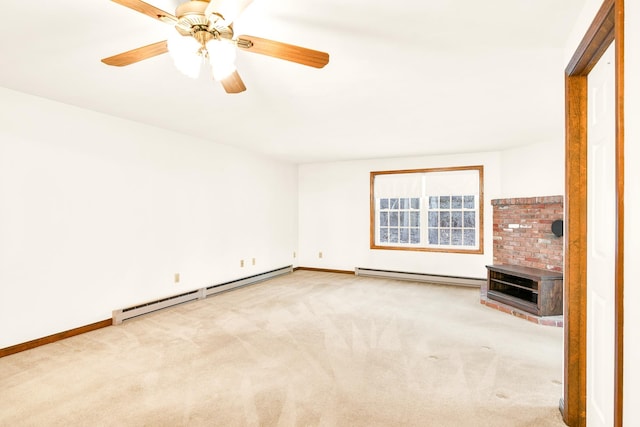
[0,270,565,426]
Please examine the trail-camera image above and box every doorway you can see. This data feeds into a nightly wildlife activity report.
[563,0,624,426]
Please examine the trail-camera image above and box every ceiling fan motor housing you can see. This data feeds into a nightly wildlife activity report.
[175,0,210,18]
[175,1,233,43]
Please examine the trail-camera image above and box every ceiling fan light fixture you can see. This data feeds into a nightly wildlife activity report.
[207,39,237,81]
[167,32,204,78]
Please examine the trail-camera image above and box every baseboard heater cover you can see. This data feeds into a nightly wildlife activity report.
[113,265,293,325]
[354,267,484,287]
[205,266,293,297]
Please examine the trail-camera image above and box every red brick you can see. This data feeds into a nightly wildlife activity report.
[491,196,563,271]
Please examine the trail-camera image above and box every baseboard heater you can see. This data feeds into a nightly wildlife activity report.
[204,266,293,297]
[354,267,484,288]
[113,265,293,325]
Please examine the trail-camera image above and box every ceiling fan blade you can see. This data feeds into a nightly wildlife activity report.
[236,35,329,68]
[111,0,177,24]
[101,41,168,66]
[220,70,247,93]
[205,0,253,24]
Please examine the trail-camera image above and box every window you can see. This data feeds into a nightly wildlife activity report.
[370,166,483,253]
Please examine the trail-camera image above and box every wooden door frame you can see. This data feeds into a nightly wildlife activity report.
[563,0,624,425]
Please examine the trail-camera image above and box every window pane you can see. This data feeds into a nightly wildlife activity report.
[399,228,409,243]
[410,228,420,243]
[439,212,450,227]
[428,228,439,244]
[464,195,475,209]
[380,212,389,226]
[380,198,389,209]
[439,196,450,209]
[452,196,462,209]
[464,229,475,246]
[428,212,438,227]
[400,198,410,209]
[439,229,450,245]
[451,229,463,245]
[451,211,462,227]
[389,198,399,209]
[399,212,409,226]
[464,211,475,228]
[390,212,399,226]
[411,198,420,209]
[380,228,389,243]
[389,228,399,243]
[429,196,438,209]
[410,211,420,227]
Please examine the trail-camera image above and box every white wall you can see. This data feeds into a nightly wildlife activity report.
[298,152,502,278]
[564,1,640,424]
[500,139,565,198]
[0,87,298,348]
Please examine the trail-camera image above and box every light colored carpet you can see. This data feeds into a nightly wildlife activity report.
[0,270,565,426]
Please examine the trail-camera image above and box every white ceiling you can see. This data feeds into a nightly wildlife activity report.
[0,0,586,163]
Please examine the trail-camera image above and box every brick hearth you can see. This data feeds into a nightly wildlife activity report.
[481,298,564,327]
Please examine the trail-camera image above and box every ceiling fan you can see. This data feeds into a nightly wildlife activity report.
[101,0,330,93]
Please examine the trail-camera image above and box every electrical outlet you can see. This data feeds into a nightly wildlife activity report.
[293,251,296,258]
[252,258,256,265]
[240,260,244,268]
[174,273,180,283]
[319,251,323,259]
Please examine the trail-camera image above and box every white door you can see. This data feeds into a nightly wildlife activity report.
[586,42,616,427]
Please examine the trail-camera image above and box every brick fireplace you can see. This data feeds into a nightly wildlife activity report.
[492,195,563,271]
[482,195,564,326]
